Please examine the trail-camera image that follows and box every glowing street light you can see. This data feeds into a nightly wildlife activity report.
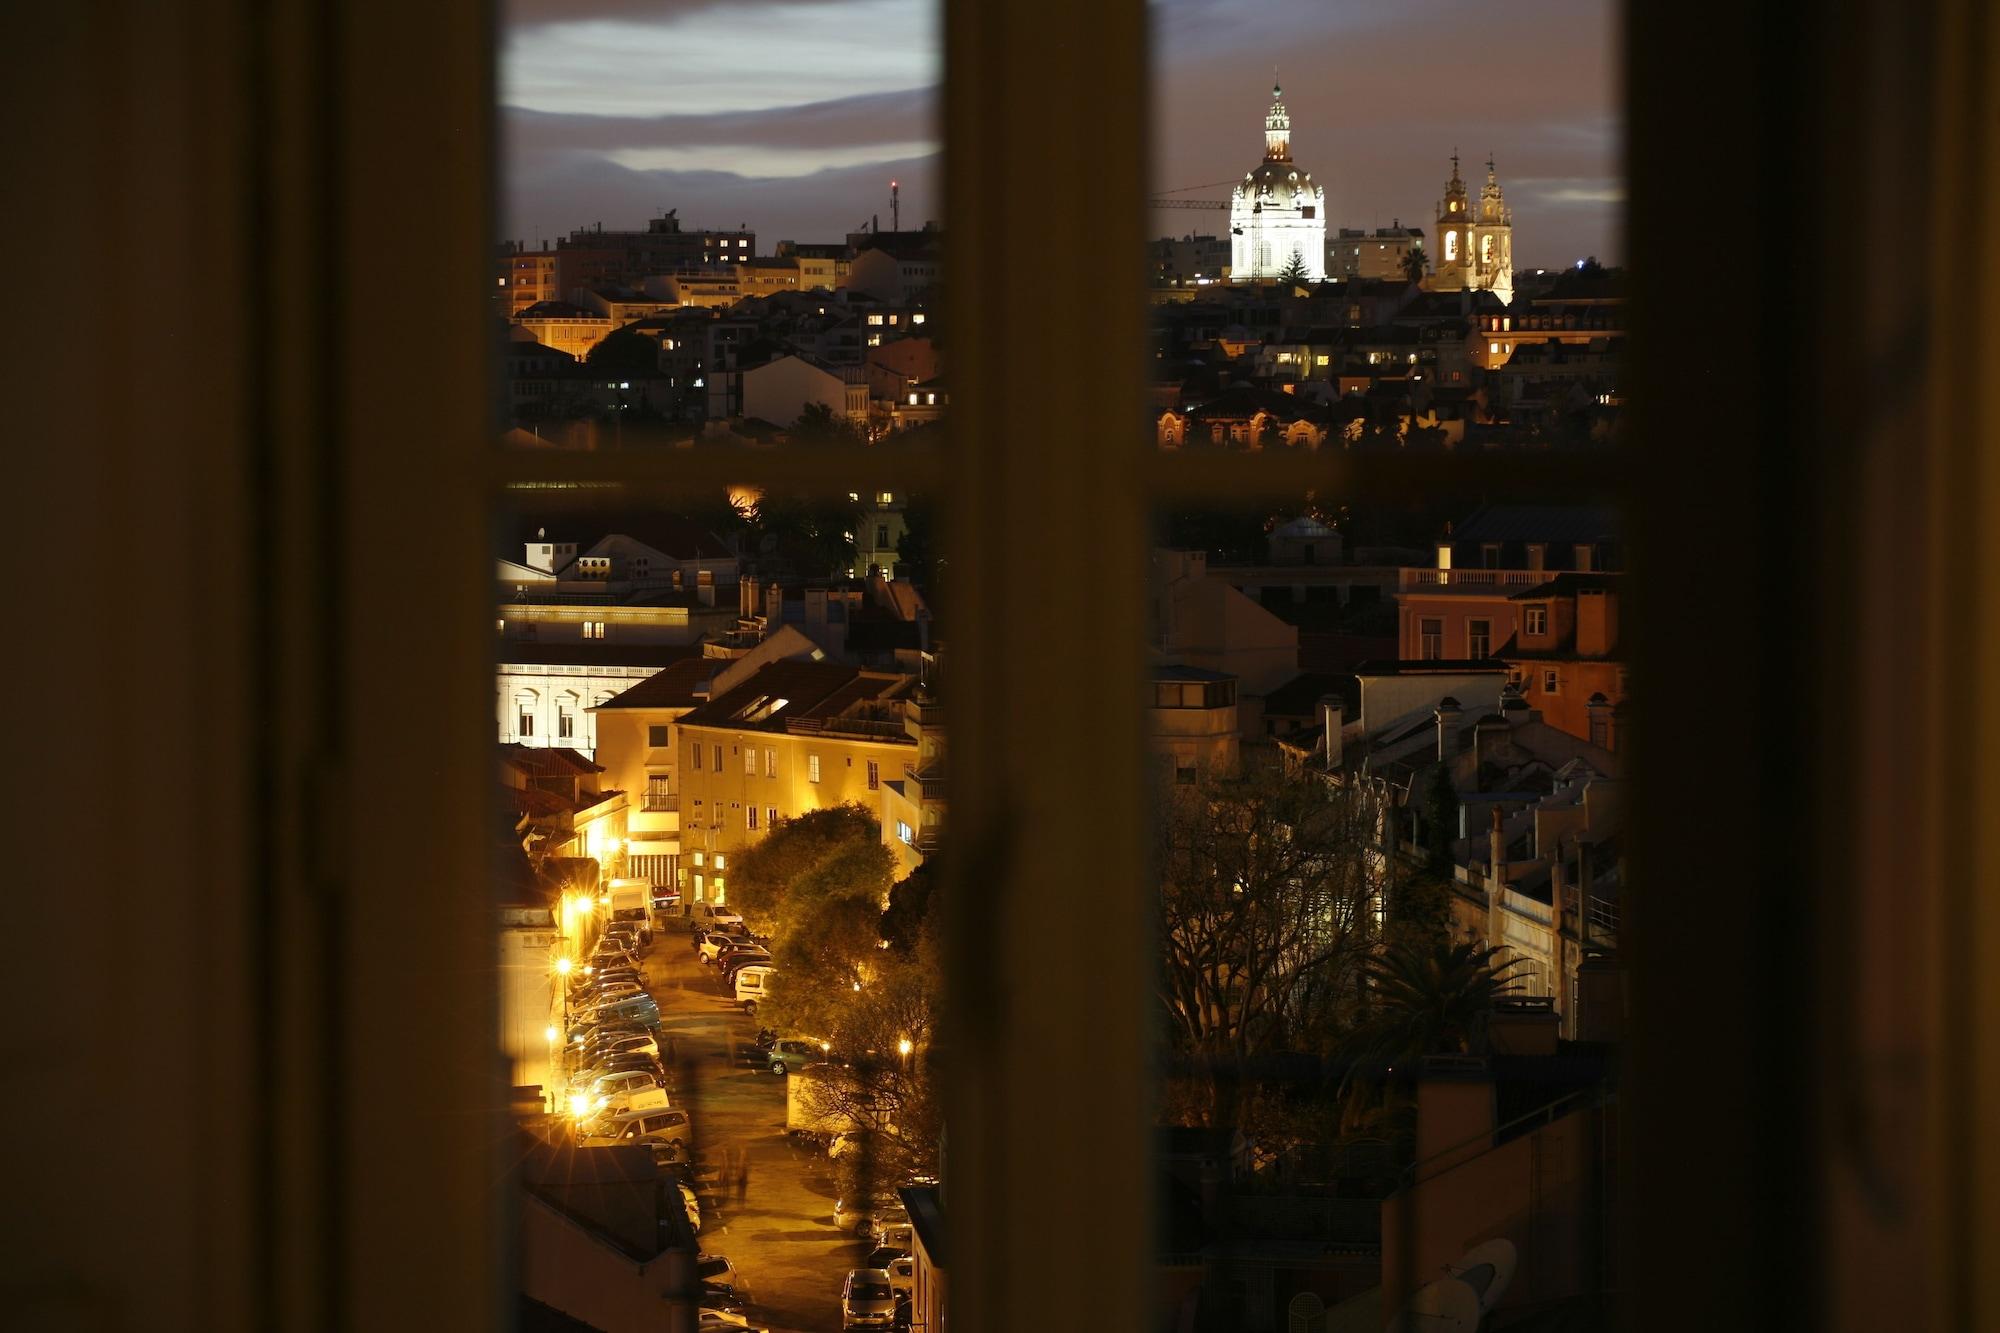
[554,956,574,977]
[898,1037,914,1058]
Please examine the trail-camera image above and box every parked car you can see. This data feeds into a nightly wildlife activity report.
[577,1022,653,1056]
[696,1255,739,1292]
[688,903,746,932]
[698,929,756,962]
[885,1255,914,1298]
[834,1195,909,1243]
[585,1031,659,1059]
[580,1106,694,1151]
[585,994,662,1027]
[766,1038,822,1075]
[574,1054,666,1087]
[841,1268,898,1330]
[733,965,775,1014]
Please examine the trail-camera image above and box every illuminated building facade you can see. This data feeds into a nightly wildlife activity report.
[1432,153,1515,304]
[1230,81,1326,283]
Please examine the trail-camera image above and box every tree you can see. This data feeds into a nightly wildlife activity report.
[728,804,893,939]
[1330,936,1526,1141]
[1344,937,1526,1066]
[584,327,661,377]
[791,400,865,446]
[1156,768,1389,1123]
[1401,246,1428,285]
[1275,249,1311,290]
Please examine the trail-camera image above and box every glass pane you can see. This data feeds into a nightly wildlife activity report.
[1151,5,1622,452]
[1149,483,1626,1329]
[497,2,943,450]
[493,481,945,1330]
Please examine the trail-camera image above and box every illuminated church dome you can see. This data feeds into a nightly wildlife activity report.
[1230,79,1326,283]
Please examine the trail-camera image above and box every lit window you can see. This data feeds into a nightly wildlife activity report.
[745,748,756,775]
[713,855,726,871]
[693,851,704,868]
[1490,342,1501,355]
[911,313,925,325]
[926,393,936,405]
[808,754,821,783]
[764,748,776,776]
[868,314,885,326]
[909,393,919,405]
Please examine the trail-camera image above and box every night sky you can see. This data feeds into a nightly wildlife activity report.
[503,0,1619,268]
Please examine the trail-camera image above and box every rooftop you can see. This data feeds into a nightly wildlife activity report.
[591,657,720,711]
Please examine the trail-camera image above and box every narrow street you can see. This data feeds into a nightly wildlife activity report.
[643,926,861,1333]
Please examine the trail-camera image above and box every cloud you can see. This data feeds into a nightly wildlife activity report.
[505,149,940,248]
[505,87,937,155]
[504,0,851,28]
[503,0,936,117]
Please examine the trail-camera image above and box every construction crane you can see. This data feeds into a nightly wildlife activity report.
[1150,179,1236,210]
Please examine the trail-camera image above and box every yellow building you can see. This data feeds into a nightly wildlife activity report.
[515,301,615,360]
[673,659,938,899]
[586,658,720,890]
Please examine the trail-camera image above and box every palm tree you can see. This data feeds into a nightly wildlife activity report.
[1347,937,1526,1066]
[1401,246,1427,285]
[1334,937,1526,1137]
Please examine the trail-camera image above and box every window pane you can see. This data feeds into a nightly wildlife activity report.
[1150,7,1622,454]
[497,2,942,450]
[1150,473,1627,1326]
[492,475,948,1328]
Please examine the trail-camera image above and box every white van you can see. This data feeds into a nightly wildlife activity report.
[734,965,775,1014]
[688,902,744,932]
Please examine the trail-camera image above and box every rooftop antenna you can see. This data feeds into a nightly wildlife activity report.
[891,179,900,232]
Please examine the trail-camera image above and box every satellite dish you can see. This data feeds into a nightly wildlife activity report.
[1450,1238,1518,1312]
[1385,1277,1481,1332]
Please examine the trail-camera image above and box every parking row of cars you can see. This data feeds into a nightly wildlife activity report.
[693,921,778,1014]
[561,909,765,1329]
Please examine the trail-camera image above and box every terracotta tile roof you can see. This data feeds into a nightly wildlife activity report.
[677,659,908,732]
[592,658,721,711]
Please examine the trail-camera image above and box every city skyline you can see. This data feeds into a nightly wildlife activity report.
[503,0,1620,268]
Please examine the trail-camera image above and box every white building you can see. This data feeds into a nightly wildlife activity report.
[1230,81,1326,283]
[740,353,870,428]
[498,643,705,756]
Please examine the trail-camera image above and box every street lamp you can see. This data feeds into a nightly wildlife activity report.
[897,1037,914,1059]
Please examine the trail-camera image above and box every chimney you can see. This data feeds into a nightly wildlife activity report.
[805,587,829,636]
[1321,697,1344,771]
[1575,838,1594,946]
[1550,844,1571,1037]
[1434,696,1462,763]
[1487,805,1508,953]
[1472,713,1508,791]
[1587,692,1613,750]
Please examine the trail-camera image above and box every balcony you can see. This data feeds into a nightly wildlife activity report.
[1399,568,1554,591]
[641,792,679,812]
